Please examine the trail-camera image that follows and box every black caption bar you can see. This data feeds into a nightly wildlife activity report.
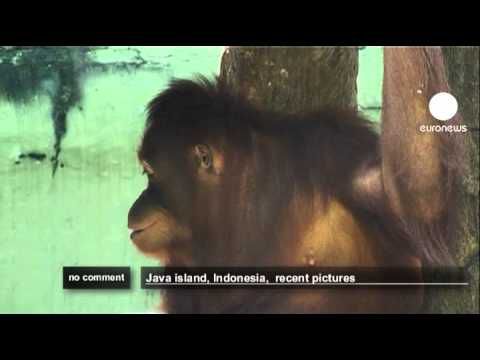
[63,267,131,289]
[141,267,468,289]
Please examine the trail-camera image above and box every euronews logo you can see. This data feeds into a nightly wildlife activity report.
[419,92,467,133]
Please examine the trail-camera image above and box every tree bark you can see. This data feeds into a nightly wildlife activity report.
[425,47,479,313]
[220,47,358,113]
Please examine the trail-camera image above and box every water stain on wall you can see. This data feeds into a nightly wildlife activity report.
[0,46,169,176]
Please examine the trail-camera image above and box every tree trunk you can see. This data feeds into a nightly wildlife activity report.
[425,47,480,313]
[219,47,358,112]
